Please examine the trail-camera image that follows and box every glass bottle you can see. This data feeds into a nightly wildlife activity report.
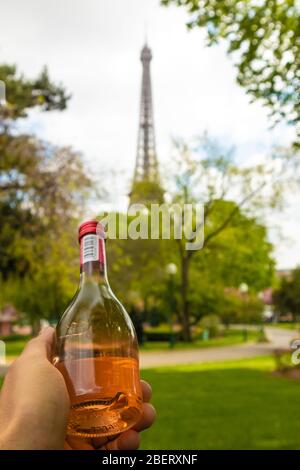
[54,220,142,439]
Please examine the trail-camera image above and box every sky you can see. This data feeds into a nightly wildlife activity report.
[0,0,299,269]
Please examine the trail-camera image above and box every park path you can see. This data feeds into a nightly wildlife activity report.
[139,327,298,369]
[0,327,298,376]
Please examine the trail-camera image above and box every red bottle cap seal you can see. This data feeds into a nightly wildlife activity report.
[78,220,106,242]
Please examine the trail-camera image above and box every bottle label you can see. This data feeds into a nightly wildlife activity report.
[82,234,99,264]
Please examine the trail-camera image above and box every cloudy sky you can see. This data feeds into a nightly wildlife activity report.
[0,0,299,268]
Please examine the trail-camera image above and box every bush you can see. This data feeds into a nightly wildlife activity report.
[144,331,181,342]
[199,314,221,338]
[273,348,296,372]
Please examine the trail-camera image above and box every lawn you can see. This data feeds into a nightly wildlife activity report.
[1,337,30,357]
[1,355,299,449]
[6,339,30,357]
[268,323,300,331]
[141,356,300,450]
[140,328,260,351]
[1,329,260,359]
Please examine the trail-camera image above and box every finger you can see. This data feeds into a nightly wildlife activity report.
[100,430,141,451]
[132,403,156,432]
[116,430,141,450]
[91,436,111,449]
[141,380,152,402]
[22,327,55,360]
[66,436,95,450]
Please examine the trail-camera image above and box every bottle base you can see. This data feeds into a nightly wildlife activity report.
[67,393,142,439]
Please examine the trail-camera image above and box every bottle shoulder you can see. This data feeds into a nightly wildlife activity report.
[56,281,137,343]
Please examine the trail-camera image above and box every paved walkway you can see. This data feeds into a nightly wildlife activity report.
[139,327,298,369]
[0,327,298,376]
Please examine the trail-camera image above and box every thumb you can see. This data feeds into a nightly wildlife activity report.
[22,326,56,361]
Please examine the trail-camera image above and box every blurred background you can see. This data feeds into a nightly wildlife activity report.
[1,0,300,450]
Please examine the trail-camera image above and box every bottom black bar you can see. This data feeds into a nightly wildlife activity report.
[0,449,297,466]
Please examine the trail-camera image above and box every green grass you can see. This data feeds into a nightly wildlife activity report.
[141,356,300,450]
[140,328,259,351]
[268,323,300,331]
[1,329,259,358]
[2,338,29,357]
[1,354,299,449]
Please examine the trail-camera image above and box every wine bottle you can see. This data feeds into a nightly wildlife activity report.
[54,220,142,439]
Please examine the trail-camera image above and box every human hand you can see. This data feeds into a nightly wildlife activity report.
[0,327,156,450]
[0,327,69,449]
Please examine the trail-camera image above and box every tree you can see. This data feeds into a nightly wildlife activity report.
[101,212,169,314]
[0,137,92,277]
[0,144,93,332]
[273,267,300,322]
[0,64,92,332]
[101,134,280,342]
[162,0,300,142]
[188,207,274,326]
[0,64,69,123]
[165,133,287,340]
[129,181,164,205]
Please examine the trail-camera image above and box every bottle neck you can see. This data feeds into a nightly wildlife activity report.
[79,233,107,282]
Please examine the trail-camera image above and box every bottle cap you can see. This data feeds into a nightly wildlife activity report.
[78,220,106,242]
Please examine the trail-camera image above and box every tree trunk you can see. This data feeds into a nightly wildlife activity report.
[181,254,192,342]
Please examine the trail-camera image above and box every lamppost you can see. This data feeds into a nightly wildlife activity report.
[166,263,177,349]
[258,291,266,340]
[239,282,249,342]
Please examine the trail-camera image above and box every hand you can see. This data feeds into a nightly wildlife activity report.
[0,327,156,450]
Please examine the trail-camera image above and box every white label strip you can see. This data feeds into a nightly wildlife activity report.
[82,234,99,263]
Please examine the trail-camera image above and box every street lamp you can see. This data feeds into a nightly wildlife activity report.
[239,282,249,342]
[166,263,178,277]
[166,263,178,349]
[257,291,266,340]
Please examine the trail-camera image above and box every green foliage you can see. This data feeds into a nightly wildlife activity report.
[0,63,91,330]
[239,294,265,324]
[273,267,300,320]
[162,0,300,141]
[107,236,169,310]
[195,199,275,289]
[0,140,91,278]
[167,134,281,339]
[129,180,164,205]
[273,349,296,372]
[103,134,275,336]
[162,0,300,129]
[199,314,221,337]
[0,65,70,121]
[0,225,79,330]
[104,201,271,328]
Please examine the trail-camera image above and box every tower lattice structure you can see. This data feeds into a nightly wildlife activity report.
[130,43,162,204]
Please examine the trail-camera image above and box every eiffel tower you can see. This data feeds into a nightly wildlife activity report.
[130,43,163,205]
